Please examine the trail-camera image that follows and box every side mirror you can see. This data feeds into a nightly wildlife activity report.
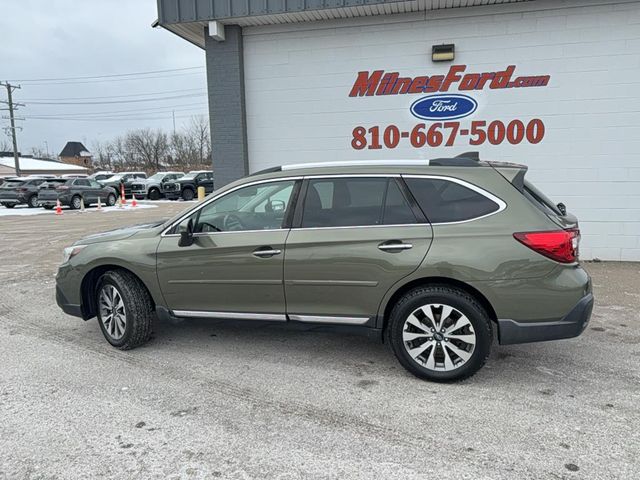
[178,218,194,247]
[557,202,567,215]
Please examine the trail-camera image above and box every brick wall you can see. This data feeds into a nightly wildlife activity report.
[241,0,640,261]
[205,24,249,188]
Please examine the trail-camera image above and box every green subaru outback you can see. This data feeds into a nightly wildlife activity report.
[55,154,593,382]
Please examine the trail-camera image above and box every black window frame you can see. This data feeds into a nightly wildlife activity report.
[402,175,503,224]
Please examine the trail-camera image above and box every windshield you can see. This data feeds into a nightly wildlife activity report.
[524,180,563,216]
[104,174,123,182]
[147,173,165,182]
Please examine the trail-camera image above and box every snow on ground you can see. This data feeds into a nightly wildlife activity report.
[0,203,157,217]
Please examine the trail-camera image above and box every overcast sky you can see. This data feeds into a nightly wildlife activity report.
[0,0,205,157]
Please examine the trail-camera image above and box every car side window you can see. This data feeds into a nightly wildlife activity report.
[301,177,415,228]
[404,177,500,223]
[189,180,296,233]
[89,180,102,188]
[75,179,90,187]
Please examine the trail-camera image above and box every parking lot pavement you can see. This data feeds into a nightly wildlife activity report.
[0,205,638,480]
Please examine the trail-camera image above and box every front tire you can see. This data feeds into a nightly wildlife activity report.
[388,285,492,382]
[148,188,160,200]
[106,193,116,206]
[70,195,82,210]
[96,270,154,350]
[3,203,15,208]
[28,195,39,208]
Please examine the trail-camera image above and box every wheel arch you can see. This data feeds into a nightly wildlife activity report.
[80,264,156,320]
[379,276,498,331]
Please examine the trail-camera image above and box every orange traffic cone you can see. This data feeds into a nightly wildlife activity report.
[131,194,137,208]
[120,184,127,205]
[79,197,86,213]
[55,199,63,215]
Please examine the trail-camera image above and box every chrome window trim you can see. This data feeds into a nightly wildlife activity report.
[161,176,302,237]
[288,314,370,325]
[172,310,287,322]
[402,174,507,225]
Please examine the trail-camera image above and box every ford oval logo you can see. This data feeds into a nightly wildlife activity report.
[410,94,478,121]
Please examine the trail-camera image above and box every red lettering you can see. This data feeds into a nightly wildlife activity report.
[441,65,466,91]
[349,70,384,97]
[408,76,429,94]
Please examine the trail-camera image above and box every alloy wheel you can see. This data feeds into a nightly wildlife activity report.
[402,303,476,371]
[99,284,127,340]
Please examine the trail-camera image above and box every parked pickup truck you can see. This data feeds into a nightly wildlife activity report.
[162,171,214,201]
[99,172,147,198]
[131,172,184,200]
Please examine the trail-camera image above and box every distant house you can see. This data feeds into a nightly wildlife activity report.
[0,153,88,176]
[59,141,92,169]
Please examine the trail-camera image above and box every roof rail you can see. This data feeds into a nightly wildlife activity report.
[252,154,485,174]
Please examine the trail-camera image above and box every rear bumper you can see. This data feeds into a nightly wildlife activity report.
[498,293,594,345]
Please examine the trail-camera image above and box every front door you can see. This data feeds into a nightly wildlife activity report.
[197,172,214,193]
[156,179,300,318]
[284,176,432,324]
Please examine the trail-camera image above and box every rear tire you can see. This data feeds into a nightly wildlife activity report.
[2,203,15,209]
[148,188,160,200]
[95,270,154,350]
[181,188,195,201]
[28,195,39,208]
[106,193,116,206]
[388,285,492,382]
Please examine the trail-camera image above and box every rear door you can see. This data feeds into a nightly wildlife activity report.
[73,179,94,204]
[283,176,432,324]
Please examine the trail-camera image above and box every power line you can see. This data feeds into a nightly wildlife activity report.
[17,71,206,86]
[23,102,206,118]
[21,88,205,101]
[23,93,206,105]
[8,66,204,82]
[22,107,207,120]
[23,112,208,122]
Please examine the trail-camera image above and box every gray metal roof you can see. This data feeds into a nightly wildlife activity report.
[156,0,532,48]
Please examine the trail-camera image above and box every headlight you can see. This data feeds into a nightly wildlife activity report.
[62,245,87,264]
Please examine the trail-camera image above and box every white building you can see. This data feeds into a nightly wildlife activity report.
[156,0,640,260]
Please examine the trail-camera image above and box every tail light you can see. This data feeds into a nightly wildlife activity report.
[513,228,580,263]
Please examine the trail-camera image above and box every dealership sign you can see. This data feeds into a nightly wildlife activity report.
[348,64,551,150]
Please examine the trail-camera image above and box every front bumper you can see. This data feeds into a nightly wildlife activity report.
[498,293,594,345]
[131,189,147,198]
[56,284,83,318]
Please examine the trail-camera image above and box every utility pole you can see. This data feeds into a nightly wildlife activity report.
[0,82,24,176]
[172,110,176,135]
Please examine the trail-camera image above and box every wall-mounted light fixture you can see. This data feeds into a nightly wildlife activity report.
[432,44,455,62]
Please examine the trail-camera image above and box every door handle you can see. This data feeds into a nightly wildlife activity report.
[378,241,413,252]
[252,247,282,258]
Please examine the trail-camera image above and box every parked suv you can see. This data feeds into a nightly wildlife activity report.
[100,172,147,198]
[131,172,184,200]
[55,154,593,382]
[162,170,213,201]
[38,178,118,210]
[0,177,48,208]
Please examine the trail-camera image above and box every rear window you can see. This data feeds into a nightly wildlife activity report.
[404,177,501,223]
[2,180,25,188]
[523,180,563,216]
